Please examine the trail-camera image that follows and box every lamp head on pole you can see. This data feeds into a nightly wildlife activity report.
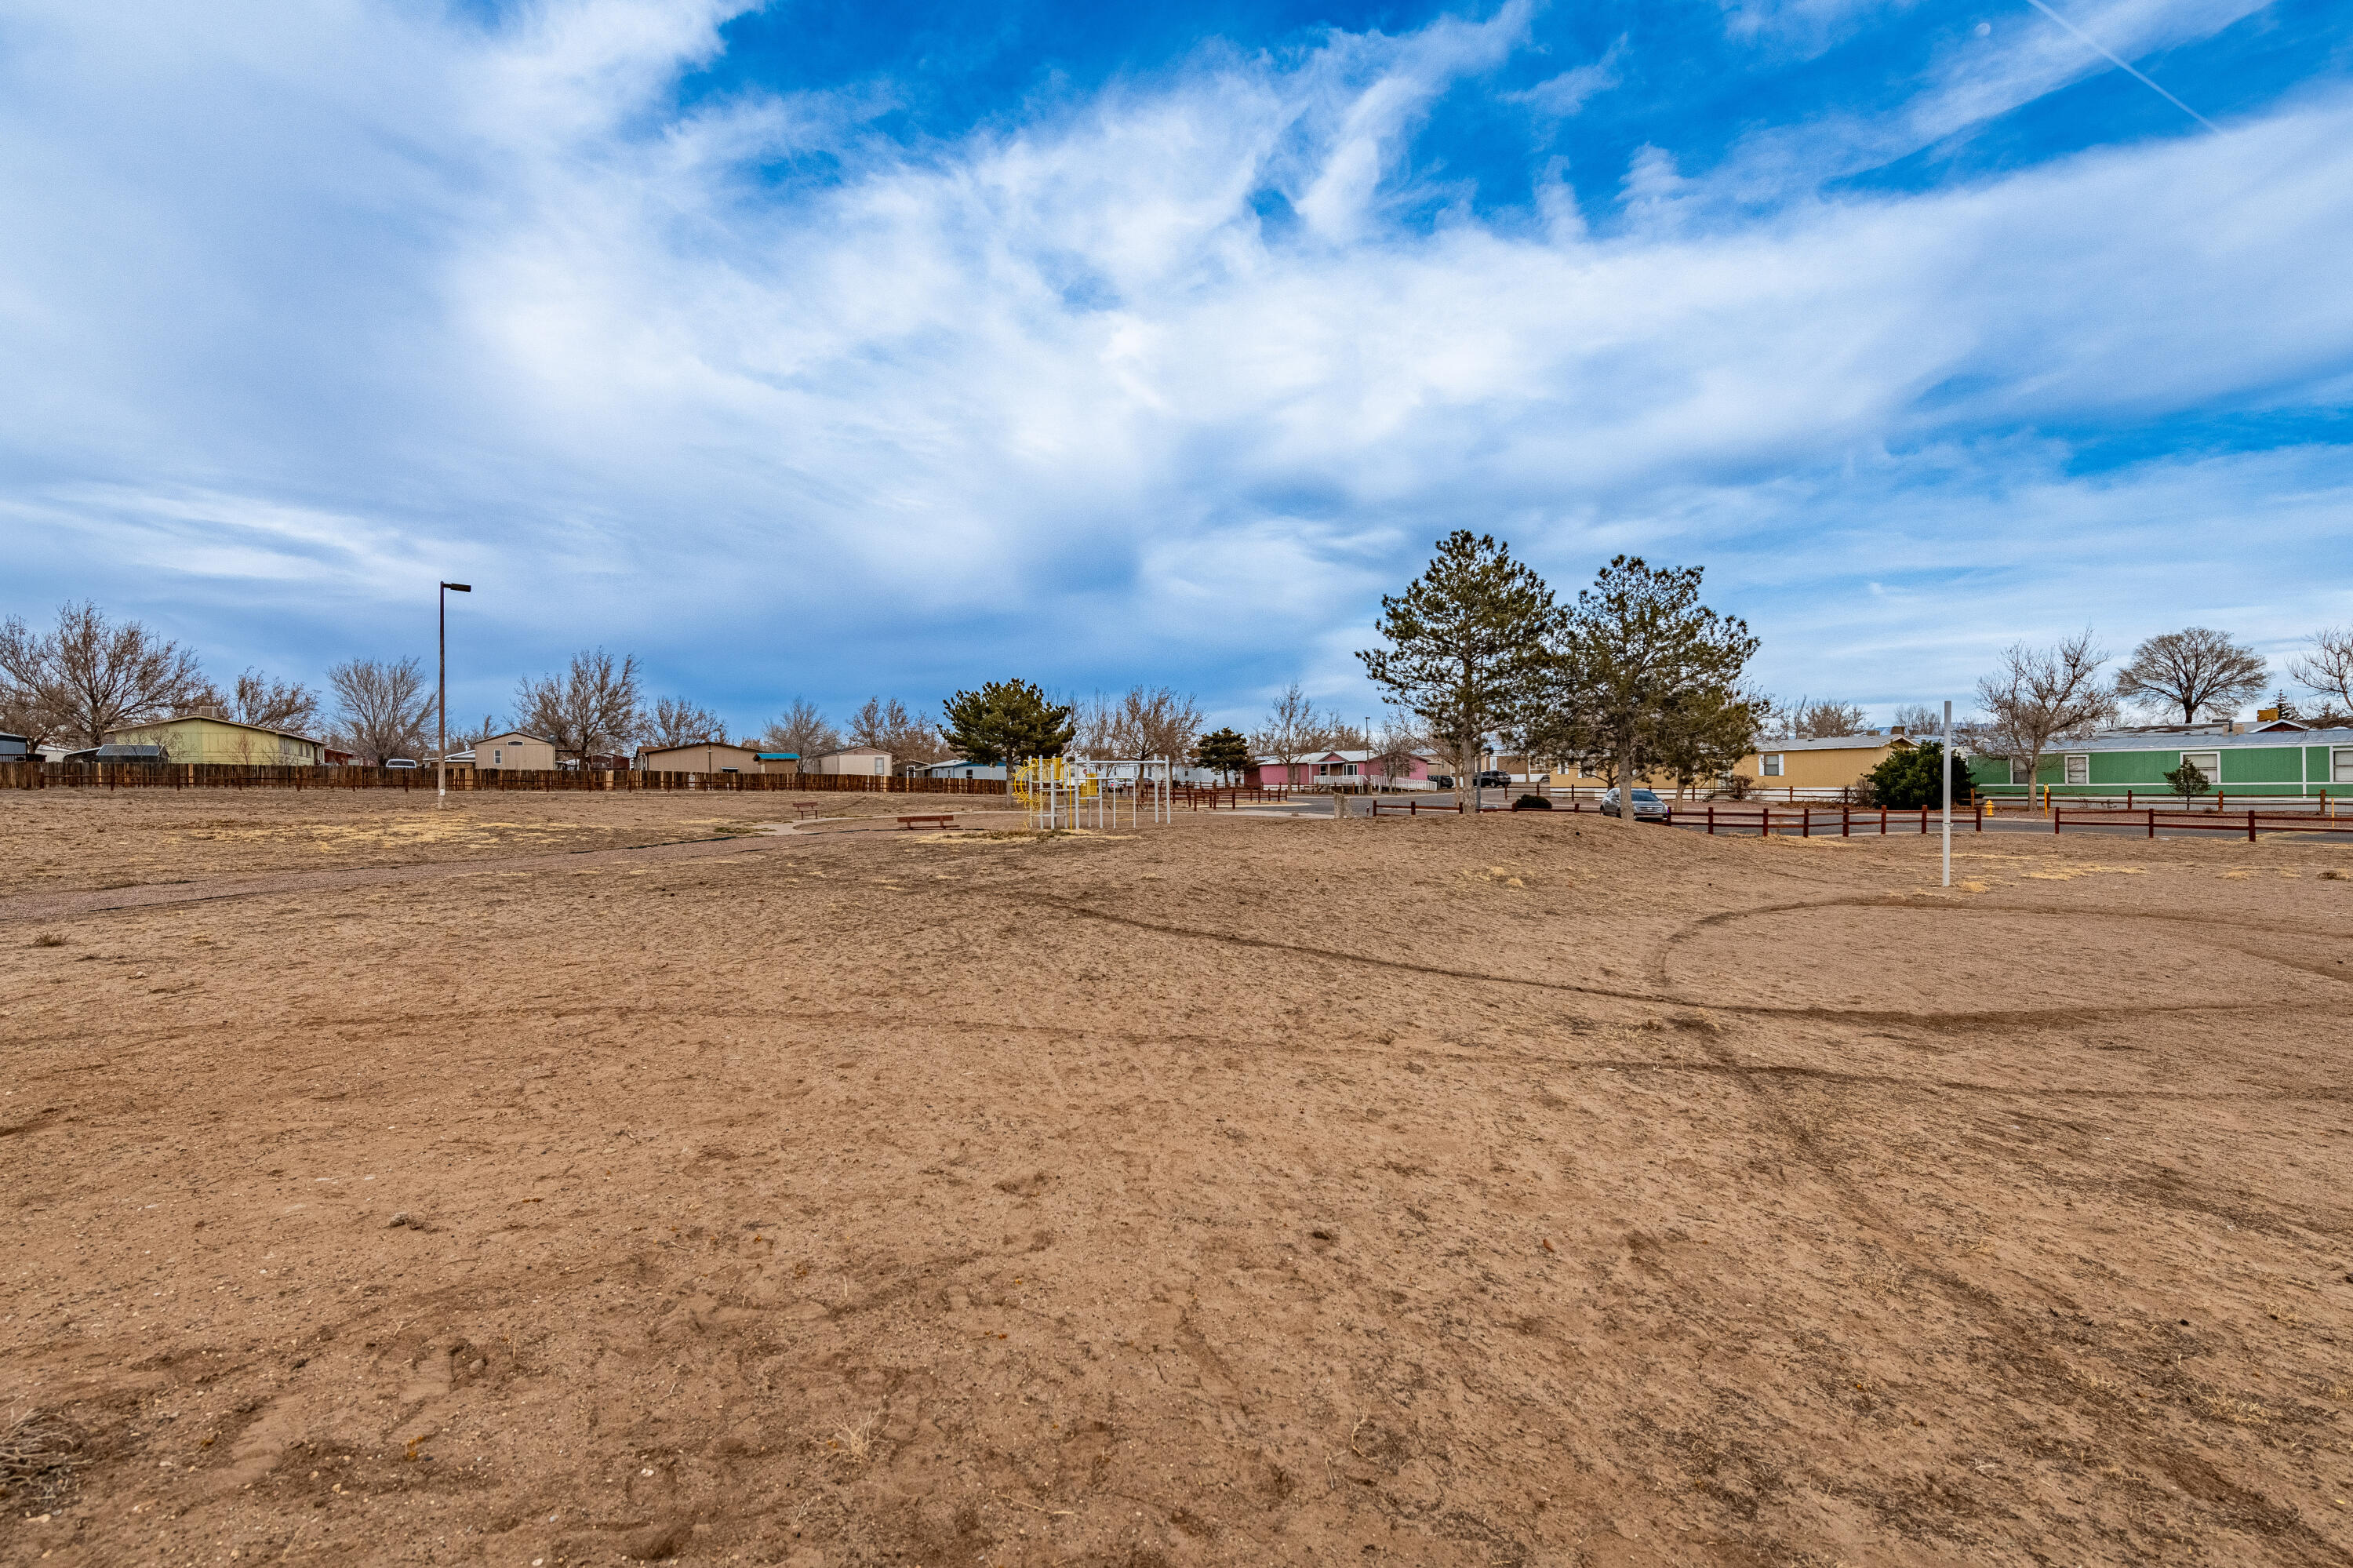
[442,581,472,593]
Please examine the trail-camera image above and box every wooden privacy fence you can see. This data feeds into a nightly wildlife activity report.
[0,762,1010,795]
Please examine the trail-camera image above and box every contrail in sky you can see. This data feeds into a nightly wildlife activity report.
[2020,0,2221,133]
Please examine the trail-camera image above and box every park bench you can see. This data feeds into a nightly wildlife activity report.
[896,813,955,831]
[793,802,824,820]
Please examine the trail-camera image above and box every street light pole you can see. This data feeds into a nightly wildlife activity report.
[437,581,472,806]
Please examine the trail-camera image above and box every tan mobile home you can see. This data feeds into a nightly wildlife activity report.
[638,742,764,774]
[104,713,324,766]
[806,746,893,777]
[475,732,560,771]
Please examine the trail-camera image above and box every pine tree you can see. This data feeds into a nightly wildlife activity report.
[1523,557,1758,824]
[940,680,1075,766]
[1192,726,1250,779]
[1358,533,1562,813]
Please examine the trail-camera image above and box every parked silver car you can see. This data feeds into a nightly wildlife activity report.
[1598,787,1671,822]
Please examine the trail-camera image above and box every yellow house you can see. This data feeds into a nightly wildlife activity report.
[1533,731,1915,795]
[104,713,325,766]
[1732,733,1911,791]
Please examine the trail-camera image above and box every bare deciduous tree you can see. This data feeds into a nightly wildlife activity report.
[1120,686,1204,766]
[643,696,726,748]
[1071,692,1123,756]
[758,698,841,761]
[515,649,643,769]
[0,616,67,748]
[1318,719,1371,751]
[1973,632,2118,806]
[329,657,432,765]
[1,602,209,748]
[1371,717,1433,785]
[2114,628,2268,723]
[1888,702,1947,736]
[2289,627,2353,720]
[1249,682,1324,787]
[1772,697,1867,740]
[848,697,951,765]
[208,669,322,735]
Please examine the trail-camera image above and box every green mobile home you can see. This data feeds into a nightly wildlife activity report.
[1971,728,2353,799]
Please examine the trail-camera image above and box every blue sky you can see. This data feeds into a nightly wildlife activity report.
[3,0,2350,738]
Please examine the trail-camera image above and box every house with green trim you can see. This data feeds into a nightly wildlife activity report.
[1970,727,2353,799]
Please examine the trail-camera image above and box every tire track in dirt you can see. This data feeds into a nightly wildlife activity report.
[1649,895,2353,1019]
[1677,1020,2353,1564]
[1036,899,2271,1030]
[1669,892,2353,946]
[1641,887,2353,1561]
[1029,892,2353,1557]
[17,1006,2351,1116]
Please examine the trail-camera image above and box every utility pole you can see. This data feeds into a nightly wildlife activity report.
[437,580,472,806]
[1941,698,1953,888]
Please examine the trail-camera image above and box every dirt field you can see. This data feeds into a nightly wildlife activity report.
[0,788,927,897]
[4,792,2352,1567]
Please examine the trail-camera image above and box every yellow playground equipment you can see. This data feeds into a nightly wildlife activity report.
[1011,755,1100,829]
[1011,755,1173,828]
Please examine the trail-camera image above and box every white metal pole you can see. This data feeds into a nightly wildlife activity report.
[435,581,470,806]
[1941,698,1953,888]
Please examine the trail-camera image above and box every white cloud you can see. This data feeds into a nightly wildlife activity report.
[0,0,2345,730]
[1505,37,1625,119]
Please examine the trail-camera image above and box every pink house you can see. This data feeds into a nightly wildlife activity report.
[1242,750,1441,788]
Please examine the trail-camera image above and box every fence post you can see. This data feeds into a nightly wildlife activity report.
[2147,808,2155,839]
[1802,808,1810,839]
[1974,800,1983,833]
[1920,805,1928,835]
[1842,805,1849,837]
[1707,806,1715,836]
[2053,807,2061,836]
[2247,809,2257,842]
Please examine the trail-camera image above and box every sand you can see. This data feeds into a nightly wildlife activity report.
[3,792,2351,1566]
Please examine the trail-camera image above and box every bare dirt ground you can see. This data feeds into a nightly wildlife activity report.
[3,793,2352,1567]
[0,788,933,897]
